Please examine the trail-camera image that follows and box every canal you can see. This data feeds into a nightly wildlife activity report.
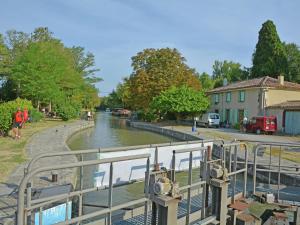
[67,112,176,212]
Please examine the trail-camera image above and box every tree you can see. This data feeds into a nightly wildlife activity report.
[252,20,287,78]
[128,48,201,110]
[0,34,11,81]
[284,43,300,83]
[198,72,215,90]
[150,86,209,120]
[69,46,102,84]
[212,60,244,82]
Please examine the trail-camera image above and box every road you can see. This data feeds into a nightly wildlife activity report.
[164,125,300,144]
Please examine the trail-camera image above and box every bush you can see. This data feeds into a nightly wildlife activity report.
[29,108,43,122]
[55,102,80,121]
[0,98,33,135]
[234,123,240,130]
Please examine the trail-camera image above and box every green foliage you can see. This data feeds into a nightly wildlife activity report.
[212,60,245,87]
[252,20,287,78]
[233,123,240,130]
[198,72,215,91]
[54,100,80,121]
[284,43,300,83]
[128,48,201,110]
[0,98,33,135]
[0,27,101,114]
[150,86,209,120]
[29,108,43,122]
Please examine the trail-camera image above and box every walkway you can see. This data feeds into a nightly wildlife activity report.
[0,120,94,224]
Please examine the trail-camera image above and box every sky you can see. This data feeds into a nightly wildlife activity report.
[1,0,300,96]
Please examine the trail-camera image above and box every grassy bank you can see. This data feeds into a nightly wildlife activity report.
[0,119,71,182]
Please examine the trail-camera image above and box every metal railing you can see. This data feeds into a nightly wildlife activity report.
[171,146,208,225]
[221,142,248,203]
[17,154,151,225]
[252,142,300,200]
[17,139,243,225]
[25,139,223,174]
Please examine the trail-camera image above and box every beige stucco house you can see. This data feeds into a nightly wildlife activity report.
[206,76,300,132]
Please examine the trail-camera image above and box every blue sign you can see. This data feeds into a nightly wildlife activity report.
[35,201,72,225]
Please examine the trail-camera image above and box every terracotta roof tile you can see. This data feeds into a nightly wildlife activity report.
[207,76,300,93]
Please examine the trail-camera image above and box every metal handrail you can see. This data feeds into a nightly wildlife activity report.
[17,154,150,225]
[25,139,220,174]
[252,142,300,200]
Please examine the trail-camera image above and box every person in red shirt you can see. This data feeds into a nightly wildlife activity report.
[12,108,23,139]
[22,108,29,128]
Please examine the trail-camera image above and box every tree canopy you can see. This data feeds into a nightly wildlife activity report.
[252,20,287,78]
[127,48,201,110]
[150,86,209,120]
[0,27,101,119]
[284,43,300,83]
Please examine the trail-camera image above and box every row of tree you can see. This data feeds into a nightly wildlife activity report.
[0,27,101,120]
[102,20,300,121]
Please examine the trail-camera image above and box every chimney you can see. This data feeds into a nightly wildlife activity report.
[278,75,284,85]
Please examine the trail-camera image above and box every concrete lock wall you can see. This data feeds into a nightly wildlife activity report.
[93,142,212,187]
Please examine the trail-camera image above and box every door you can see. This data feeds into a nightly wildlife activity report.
[285,111,300,134]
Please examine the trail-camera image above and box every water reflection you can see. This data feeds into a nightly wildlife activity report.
[67,112,175,210]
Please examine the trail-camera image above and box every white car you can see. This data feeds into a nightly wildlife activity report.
[197,113,220,128]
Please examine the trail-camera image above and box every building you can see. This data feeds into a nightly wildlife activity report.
[206,76,300,129]
[267,100,300,134]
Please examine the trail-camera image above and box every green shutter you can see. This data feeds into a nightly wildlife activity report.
[234,109,238,124]
[222,109,226,122]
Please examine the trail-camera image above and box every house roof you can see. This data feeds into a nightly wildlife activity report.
[207,76,300,94]
[267,100,300,110]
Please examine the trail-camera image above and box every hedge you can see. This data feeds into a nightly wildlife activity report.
[0,98,33,135]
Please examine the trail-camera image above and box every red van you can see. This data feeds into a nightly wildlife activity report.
[246,116,277,134]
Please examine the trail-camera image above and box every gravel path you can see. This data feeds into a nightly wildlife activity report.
[0,120,94,224]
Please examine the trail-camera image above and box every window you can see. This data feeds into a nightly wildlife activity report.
[226,92,231,102]
[239,91,245,102]
[214,94,219,104]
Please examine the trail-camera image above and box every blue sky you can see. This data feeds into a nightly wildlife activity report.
[1,0,300,95]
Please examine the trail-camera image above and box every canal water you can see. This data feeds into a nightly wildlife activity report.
[67,112,176,210]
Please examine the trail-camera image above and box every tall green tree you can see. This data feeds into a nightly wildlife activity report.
[284,43,300,83]
[0,34,11,80]
[252,20,287,78]
[11,41,76,105]
[128,48,201,110]
[150,86,209,120]
[198,72,215,90]
[212,60,245,88]
[69,46,102,84]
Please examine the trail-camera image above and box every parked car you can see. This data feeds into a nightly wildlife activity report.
[246,116,277,134]
[197,113,220,128]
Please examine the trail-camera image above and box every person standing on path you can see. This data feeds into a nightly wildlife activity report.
[12,107,23,139]
[22,108,29,128]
